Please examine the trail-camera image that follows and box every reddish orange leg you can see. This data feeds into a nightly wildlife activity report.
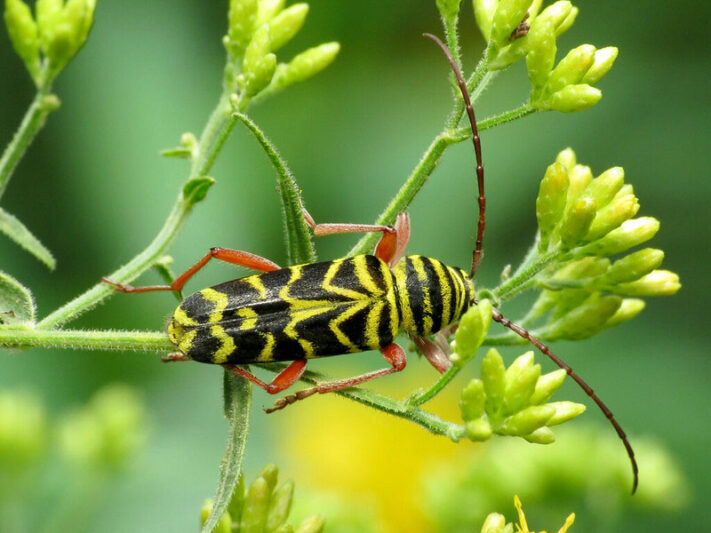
[102,247,281,293]
[224,359,307,394]
[302,207,410,267]
[161,352,191,363]
[265,343,407,413]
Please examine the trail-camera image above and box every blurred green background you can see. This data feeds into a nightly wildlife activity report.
[0,1,709,531]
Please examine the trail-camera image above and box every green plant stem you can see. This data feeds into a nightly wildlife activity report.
[494,249,560,302]
[348,132,457,257]
[38,87,241,329]
[451,102,536,141]
[0,86,56,199]
[408,364,459,406]
[256,363,467,441]
[0,327,171,352]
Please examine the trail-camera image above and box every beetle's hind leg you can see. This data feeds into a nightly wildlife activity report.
[302,207,410,267]
[264,343,407,413]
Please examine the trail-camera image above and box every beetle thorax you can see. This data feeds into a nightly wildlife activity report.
[391,255,474,337]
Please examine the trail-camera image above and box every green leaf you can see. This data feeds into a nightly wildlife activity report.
[0,207,55,269]
[234,113,316,265]
[201,370,252,533]
[0,270,36,324]
[182,176,215,207]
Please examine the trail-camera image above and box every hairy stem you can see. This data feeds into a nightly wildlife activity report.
[494,249,560,301]
[0,327,171,352]
[256,363,467,441]
[38,87,242,329]
[0,86,56,200]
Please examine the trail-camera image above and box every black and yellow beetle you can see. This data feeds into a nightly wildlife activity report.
[104,34,637,489]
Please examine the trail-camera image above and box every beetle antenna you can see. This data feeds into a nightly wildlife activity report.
[424,33,485,278]
[478,299,639,493]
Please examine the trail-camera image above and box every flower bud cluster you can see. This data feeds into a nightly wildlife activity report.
[531,148,680,340]
[58,384,146,471]
[224,0,339,104]
[472,1,616,112]
[4,0,96,85]
[201,464,324,533]
[480,496,575,533]
[460,348,585,443]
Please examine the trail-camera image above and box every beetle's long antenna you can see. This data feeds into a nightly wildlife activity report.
[478,299,639,493]
[424,33,485,278]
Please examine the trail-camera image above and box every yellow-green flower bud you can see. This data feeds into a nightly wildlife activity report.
[274,42,340,89]
[490,0,531,50]
[228,0,258,52]
[612,270,681,296]
[269,3,308,51]
[295,515,325,533]
[600,248,665,285]
[585,192,639,242]
[240,476,270,531]
[523,426,555,444]
[580,216,660,256]
[437,0,463,21]
[461,378,486,421]
[481,512,509,533]
[34,0,95,74]
[560,196,596,250]
[0,390,47,472]
[529,368,566,405]
[544,294,621,340]
[256,0,285,27]
[482,348,506,416]
[241,25,276,97]
[261,463,280,492]
[526,17,556,95]
[266,479,295,531]
[535,0,576,38]
[585,166,624,208]
[453,299,492,367]
[546,400,586,425]
[466,418,493,441]
[499,404,554,436]
[554,4,578,36]
[545,44,595,95]
[503,351,540,414]
[536,162,569,250]
[473,0,498,42]
[604,298,645,328]
[581,46,618,85]
[555,147,576,171]
[565,164,593,206]
[63,0,95,52]
[4,0,41,83]
[200,500,233,533]
[545,83,602,112]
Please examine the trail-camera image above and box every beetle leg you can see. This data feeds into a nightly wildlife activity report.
[413,336,452,374]
[265,343,407,413]
[224,359,307,394]
[303,207,410,267]
[161,352,191,363]
[102,247,281,293]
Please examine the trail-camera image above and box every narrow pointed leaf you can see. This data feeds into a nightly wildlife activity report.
[0,270,35,324]
[201,371,252,533]
[234,113,315,265]
[0,207,55,269]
